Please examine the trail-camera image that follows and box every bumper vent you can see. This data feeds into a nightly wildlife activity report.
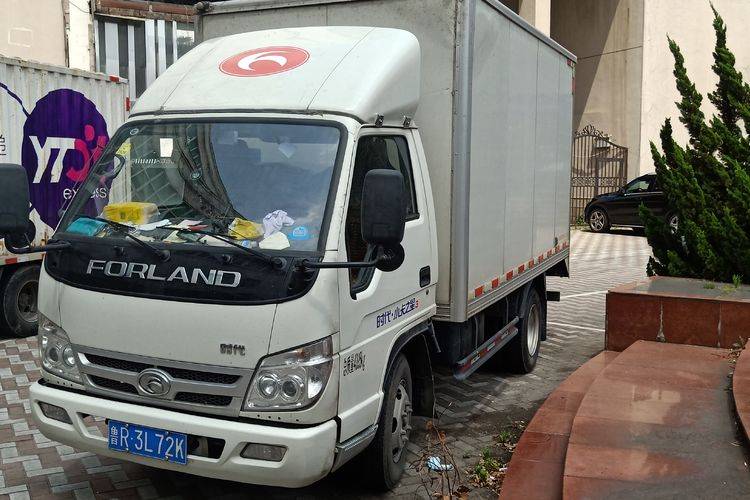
[89,375,138,394]
[175,392,233,407]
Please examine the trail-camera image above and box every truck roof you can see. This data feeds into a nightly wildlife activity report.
[131,26,420,125]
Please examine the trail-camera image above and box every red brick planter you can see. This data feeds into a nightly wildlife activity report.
[605,276,750,351]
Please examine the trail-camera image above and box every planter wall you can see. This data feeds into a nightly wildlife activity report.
[605,276,750,351]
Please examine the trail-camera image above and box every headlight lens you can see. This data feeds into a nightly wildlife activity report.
[38,315,81,384]
[244,337,333,411]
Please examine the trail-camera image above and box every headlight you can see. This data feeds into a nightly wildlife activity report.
[38,315,81,384]
[244,337,333,411]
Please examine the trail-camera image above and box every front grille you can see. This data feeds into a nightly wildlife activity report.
[85,354,240,384]
[162,367,240,385]
[175,392,233,407]
[89,375,138,394]
[77,347,251,417]
[86,353,151,373]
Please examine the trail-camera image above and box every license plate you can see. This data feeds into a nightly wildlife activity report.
[107,420,188,465]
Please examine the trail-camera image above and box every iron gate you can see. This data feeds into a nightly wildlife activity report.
[570,125,628,224]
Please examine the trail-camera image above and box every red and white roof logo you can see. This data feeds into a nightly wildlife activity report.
[219,46,310,77]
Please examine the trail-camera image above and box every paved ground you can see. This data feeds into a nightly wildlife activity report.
[0,229,651,499]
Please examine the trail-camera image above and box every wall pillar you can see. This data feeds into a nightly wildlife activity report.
[67,0,94,71]
[519,0,551,35]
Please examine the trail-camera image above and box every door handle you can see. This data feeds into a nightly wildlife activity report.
[419,266,431,287]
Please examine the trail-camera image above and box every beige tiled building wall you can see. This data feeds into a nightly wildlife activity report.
[639,0,750,176]
[0,0,67,66]
[548,0,750,178]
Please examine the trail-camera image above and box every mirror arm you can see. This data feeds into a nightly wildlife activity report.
[299,257,378,269]
[4,239,71,254]
[300,246,386,269]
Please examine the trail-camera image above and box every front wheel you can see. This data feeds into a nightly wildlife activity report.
[363,354,413,490]
[588,208,610,233]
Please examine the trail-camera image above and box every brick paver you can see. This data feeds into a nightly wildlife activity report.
[0,229,651,499]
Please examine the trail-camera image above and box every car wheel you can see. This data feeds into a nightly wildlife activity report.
[588,208,610,233]
[363,354,413,490]
[668,213,679,233]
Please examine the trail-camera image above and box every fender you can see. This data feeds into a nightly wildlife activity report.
[382,321,435,417]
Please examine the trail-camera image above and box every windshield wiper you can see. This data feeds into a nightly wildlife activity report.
[161,226,284,269]
[76,216,171,262]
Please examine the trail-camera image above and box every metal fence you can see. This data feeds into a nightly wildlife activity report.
[570,125,628,224]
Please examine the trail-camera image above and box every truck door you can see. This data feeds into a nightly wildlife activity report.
[336,129,435,440]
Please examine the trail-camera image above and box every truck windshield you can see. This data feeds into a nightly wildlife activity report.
[58,120,341,252]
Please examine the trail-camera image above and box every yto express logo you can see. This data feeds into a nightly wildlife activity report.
[219,46,310,77]
[21,89,111,227]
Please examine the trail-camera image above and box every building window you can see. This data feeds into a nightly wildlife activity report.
[95,16,194,99]
[176,22,194,59]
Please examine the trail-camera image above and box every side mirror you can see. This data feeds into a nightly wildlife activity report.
[361,169,406,247]
[299,169,407,273]
[0,164,30,238]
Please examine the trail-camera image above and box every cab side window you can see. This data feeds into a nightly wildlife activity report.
[345,135,418,290]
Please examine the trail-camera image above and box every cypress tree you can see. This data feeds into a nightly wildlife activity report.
[640,7,750,284]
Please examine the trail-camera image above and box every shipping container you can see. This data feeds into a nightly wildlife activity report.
[0,56,128,336]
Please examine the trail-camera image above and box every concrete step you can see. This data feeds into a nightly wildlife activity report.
[732,345,750,442]
[563,341,745,498]
[499,350,619,499]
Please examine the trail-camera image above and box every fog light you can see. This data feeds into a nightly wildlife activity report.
[39,402,72,424]
[240,443,287,462]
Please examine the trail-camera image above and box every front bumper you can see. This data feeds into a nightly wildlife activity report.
[30,381,338,488]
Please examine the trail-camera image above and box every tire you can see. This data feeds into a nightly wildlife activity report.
[363,354,413,490]
[1,265,41,338]
[588,208,610,233]
[504,288,543,374]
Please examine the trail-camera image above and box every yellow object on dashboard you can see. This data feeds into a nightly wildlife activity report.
[229,217,263,240]
[103,202,159,224]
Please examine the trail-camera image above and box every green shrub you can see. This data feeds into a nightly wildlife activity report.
[640,6,750,284]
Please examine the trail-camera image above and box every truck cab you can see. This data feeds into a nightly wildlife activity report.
[0,27,440,489]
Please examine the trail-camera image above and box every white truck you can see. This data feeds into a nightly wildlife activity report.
[0,56,128,337]
[0,0,573,490]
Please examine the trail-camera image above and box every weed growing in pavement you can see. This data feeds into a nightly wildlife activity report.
[472,448,502,487]
[468,419,527,494]
[733,274,743,288]
[729,337,747,367]
[704,282,716,289]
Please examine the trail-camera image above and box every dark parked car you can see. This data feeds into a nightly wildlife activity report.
[584,174,677,233]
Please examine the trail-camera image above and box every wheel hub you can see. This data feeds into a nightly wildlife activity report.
[390,381,412,463]
[527,303,540,356]
[590,211,605,231]
[16,280,38,324]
